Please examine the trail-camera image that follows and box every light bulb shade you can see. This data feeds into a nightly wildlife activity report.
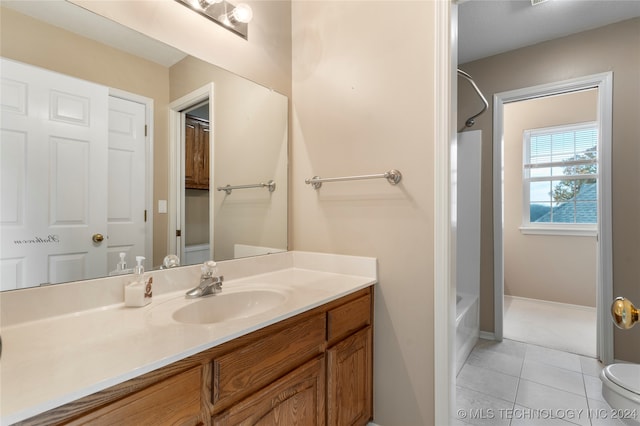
[231,3,253,24]
[197,0,223,9]
[175,0,250,39]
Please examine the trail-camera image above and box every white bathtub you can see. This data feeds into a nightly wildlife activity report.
[184,243,210,265]
[456,292,479,375]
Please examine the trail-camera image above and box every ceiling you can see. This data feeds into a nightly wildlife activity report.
[458,0,640,64]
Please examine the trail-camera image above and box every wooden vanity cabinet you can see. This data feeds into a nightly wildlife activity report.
[327,328,372,426]
[212,356,326,426]
[326,292,373,426]
[209,289,372,426]
[184,115,210,190]
[65,367,205,426]
[210,313,326,413]
[23,287,373,426]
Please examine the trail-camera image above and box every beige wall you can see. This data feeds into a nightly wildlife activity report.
[459,18,640,362]
[292,1,437,423]
[0,6,171,267]
[170,56,289,261]
[503,91,597,307]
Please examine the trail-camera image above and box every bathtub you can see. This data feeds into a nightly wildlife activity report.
[184,243,210,265]
[456,292,479,375]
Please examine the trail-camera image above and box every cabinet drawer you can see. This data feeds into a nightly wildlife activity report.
[212,356,326,426]
[67,366,203,426]
[212,313,326,410]
[327,293,371,345]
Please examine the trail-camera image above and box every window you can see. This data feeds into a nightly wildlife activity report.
[522,122,598,233]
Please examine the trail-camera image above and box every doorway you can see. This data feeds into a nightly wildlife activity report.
[183,102,211,265]
[501,89,599,357]
[493,73,614,364]
[168,84,215,266]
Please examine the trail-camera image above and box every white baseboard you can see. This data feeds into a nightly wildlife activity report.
[505,294,596,312]
[479,331,496,341]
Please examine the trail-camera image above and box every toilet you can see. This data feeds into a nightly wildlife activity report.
[600,363,640,426]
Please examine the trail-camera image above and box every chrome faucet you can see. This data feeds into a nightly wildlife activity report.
[185,261,224,298]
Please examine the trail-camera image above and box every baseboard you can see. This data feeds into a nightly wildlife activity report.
[504,294,596,312]
[479,331,496,341]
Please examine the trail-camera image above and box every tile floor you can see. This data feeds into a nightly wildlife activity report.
[455,338,629,426]
[504,296,597,357]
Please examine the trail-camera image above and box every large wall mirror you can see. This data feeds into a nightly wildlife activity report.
[0,1,288,291]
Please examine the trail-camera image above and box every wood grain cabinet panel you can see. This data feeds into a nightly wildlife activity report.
[327,327,373,426]
[327,294,371,346]
[66,366,203,426]
[212,313,326,412]
[212,356,326,426]
[184,115,210,190]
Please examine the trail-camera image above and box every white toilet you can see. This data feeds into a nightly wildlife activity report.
[600,363,640,426]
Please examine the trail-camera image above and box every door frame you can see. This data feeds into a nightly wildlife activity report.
[492,73,614,364]
[168,84,215,263]
[434,0,456,424]
[109,87,154,266]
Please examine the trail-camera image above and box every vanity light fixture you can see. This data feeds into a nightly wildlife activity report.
[176,0,253,39]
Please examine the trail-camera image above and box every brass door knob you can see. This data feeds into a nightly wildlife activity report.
[92,233,105,243]
[611,297,639,330]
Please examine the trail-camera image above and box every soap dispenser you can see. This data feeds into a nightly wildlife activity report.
[124,256,152,307]
[117,252,127,272]
[109,252,132,276]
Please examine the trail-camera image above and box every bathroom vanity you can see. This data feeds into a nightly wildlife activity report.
[0,252,376,426]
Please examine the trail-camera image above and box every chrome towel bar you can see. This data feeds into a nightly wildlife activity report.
[305,169,402,189]
[217,180,276,194]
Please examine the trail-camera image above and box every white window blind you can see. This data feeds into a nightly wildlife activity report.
[523,122,598,227]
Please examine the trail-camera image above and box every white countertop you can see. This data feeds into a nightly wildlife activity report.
[0,251,377,425]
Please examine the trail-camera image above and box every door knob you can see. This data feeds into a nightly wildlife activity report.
[611,297,638,330]
[92,233,105,243]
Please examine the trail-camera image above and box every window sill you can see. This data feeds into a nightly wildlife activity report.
[519,226,597,237]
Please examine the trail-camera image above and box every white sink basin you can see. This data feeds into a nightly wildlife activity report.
[171,289,288,325]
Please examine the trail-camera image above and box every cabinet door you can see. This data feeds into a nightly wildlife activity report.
[198,121,210,188]
[185,115,210,190]
[213,356,326,426]
[184,116,198,188]
[327,327,372,426]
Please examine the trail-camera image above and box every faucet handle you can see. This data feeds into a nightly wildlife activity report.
[201,260,218,277]
[214,276,224,289]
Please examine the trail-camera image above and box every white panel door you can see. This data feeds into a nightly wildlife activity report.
[106,96,147,273]
[0,58,108,290]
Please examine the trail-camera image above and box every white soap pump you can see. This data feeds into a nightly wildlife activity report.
[117,252,127,272]
[124,256,152,307]
[134,256,145,280]
[109,252,133,276]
